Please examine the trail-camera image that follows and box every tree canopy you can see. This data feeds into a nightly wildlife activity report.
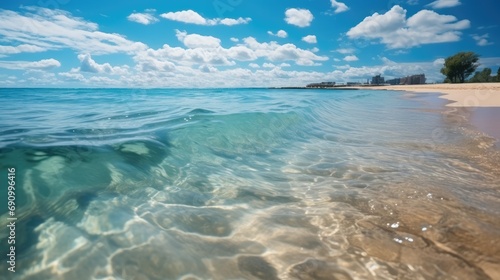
[469,68,492,83]
[440,52,480,83]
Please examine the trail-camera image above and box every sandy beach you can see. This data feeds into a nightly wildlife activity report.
[346,83,500,107]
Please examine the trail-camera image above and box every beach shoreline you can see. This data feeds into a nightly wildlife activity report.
[340,83,500,107]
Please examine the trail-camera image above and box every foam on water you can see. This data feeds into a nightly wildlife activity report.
[0,88,499,279]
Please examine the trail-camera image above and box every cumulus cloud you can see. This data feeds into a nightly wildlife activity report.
[199,64,218,73]
[134,39,235,69]
[135,56,177,72]
[472,34,493,46]
[268,30,288,38]
[433,58,445,67]
[302,35,317,44]
[330,1,349,13]
[230,37,239,42]
[426,0,461,9]
[175,30,221,48]
[285,8,314,27]
[343,55,359,62]
[0,6,147,55]
[242,37,328,65]
[77,53,129,75]
[160,10,251,26]
[127,12,159,25]
[161,10,206,24]
[129,30,328,80]
[0,58,61,70]
[347,5,470,48]
[226,46,257,61]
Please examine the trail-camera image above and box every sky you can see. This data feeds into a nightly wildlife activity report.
[0,0,499,87]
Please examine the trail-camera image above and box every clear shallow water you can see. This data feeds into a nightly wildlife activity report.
[0,88,499,280]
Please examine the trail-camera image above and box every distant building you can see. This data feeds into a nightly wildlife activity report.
[371,74,385,85]
[306,82,336,88]
[385,74,426,85]
[386,78,401,85]
[400,74,426,85]
[346,82,361,86]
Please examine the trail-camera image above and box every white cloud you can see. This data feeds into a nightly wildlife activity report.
[127,12,158,25]
[226,46,257,61]
[218,17,252,26]
[160,10,251,26]
[0,6,147,55]
[284,8,314,27]
[0,44,47,55]
[330,1,349,14]
[59,72,85,82]
[268,30,288,38]
[44,54,476,88]
[330,58,445,83]
[242,37,328,65]
[302,35,317,44]
[344,55,359,62]
[433,58,445,67]
[134,40,235,69]
[21,69,58,85]
[135,55,177,72]
[426,0,461,9]
[472,34,493,46]
[347,5,470,48]
[127,32,328,84]
[336,48,355,54]
[77,53,129,75]
[230,38,239,42]
[263,63,276,68]
[161,10,206,24]
[175,30,221,48]
[0,58,60,70]
[335,64,351,70]
[199,64,218,73]
[311,47,319,53]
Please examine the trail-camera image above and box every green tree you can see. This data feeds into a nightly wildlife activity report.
[469,68,492,83]
[440,52,480,83]
[469,72,479,83]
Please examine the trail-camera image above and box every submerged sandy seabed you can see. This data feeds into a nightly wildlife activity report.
[347,83,500,107]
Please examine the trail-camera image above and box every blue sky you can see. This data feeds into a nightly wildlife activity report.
[0,0,499,87]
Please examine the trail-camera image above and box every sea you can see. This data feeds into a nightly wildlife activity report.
[0,88,499,280]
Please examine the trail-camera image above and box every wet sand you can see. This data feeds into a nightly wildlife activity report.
[343,83,500,147]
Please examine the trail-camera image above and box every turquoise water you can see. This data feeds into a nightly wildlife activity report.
[0,88,499,279]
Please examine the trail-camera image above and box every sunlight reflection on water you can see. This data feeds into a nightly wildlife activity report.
[0,88,499,279]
